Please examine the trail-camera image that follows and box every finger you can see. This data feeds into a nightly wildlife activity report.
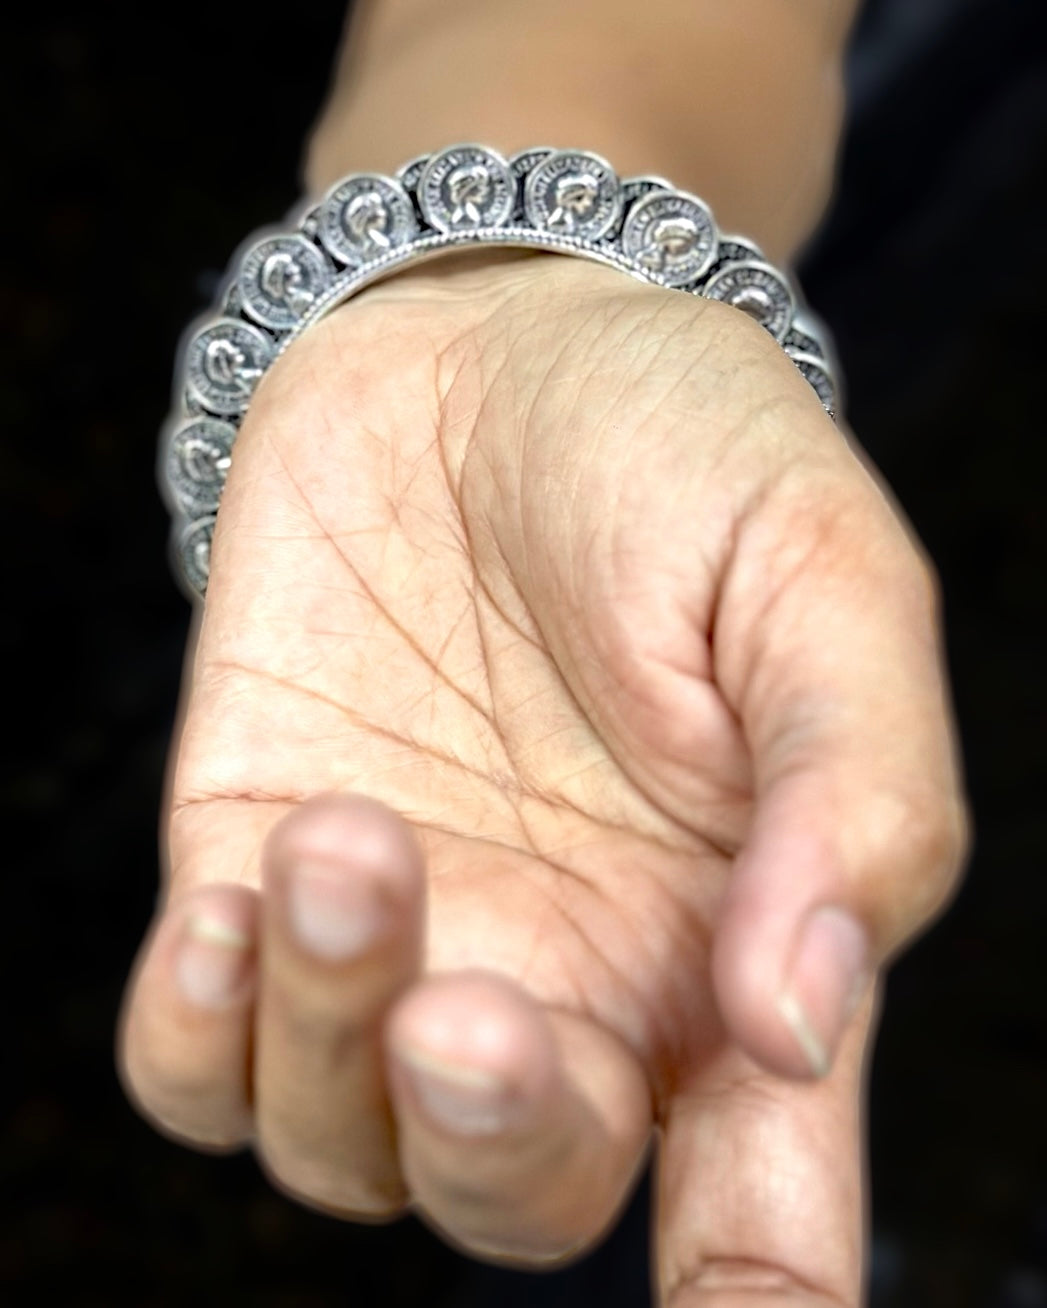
[656,993,873,1307]
[253,793,424,1217]
[118,882,258,1149]
[712,454,969,1079]
[385,970,652,1265]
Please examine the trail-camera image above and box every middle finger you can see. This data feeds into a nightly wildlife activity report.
[253,794,425,1216]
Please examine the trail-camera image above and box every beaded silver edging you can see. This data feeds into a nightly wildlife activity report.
[160,144,843,599]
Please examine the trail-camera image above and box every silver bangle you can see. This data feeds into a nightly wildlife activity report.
[159,144,843,599]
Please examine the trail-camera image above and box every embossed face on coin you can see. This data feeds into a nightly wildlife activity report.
[205,339,246,386]
[176,515,216,597]
[419,146,514,232]
[524,151,622,242]
[164,418,235,517]
[345,192,389,244]
[646,216,699,262]
[552,172,600,226]
[182,437,225,484]
[621,191,716,286]
[186,321,273,416]
[260,253,303,305]
[447,164,490,222]
[238,235,331,331]
[319,175,418,265]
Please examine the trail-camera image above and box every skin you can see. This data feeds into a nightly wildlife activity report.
[307,0,861,260]
[119,3,967,1304]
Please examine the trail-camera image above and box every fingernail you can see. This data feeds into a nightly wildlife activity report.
[176,913,253,1009]
[394,1045,522,1136]
[777,905,869,1078]
[287,861,391,960]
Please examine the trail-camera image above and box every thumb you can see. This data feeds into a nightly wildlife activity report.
[711,462,969,1079]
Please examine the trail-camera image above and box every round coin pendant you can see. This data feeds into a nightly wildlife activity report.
[524,150,622,242]
[164,417,235,517]
[714,235,765,269]
[186,320,274,416]
[509,146,556,183]
[508,147,556,217]
[784,325,824,359]
[319,174,418,265]
[702,260,795,341]
[176,514,216,597]
[790,351,837,414]
[620,175,673,211]
[785,307,830,362]
[395,154,431,193]
[418,146,514,232]
[238,234,331,330]
[621,189,716,286]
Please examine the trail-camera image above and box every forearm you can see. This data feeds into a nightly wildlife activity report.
[305,0,863,262]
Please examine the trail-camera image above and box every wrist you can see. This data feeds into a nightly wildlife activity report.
[305,0,848,261]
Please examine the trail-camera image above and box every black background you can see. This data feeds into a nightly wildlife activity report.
[4,1,1046,1304]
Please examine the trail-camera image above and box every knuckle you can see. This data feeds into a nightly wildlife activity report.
[909,778,970,882]
[922,790,972,892]
[883,787,971,938]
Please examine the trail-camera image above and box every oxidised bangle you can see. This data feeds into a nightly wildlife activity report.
[159,144,842,599]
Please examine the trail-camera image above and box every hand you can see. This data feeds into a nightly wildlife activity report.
[119,252,966,1304]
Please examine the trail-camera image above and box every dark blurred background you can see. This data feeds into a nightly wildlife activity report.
[3,1,1045,1304]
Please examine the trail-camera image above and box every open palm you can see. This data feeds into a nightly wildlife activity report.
[122,253,965,1305]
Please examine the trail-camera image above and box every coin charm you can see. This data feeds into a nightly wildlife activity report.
[702,260,795,340]
[508,147,555,218]
[509,146,556,183]
[419,146,514,232]
[164,418,235,516]
[524,150,622,242]
[320,174,418,265]
[237,235,331,330]
[395,154,431,192]
[186,319,274,416]
[790,352,837,414]
[714,235,764,269]
[394,155,431,226]
[621,189,717,286]
[294,202,322,240]
[620,175,673,212]
[176,515,216,596]
[785,308,831,361]
[785,325,825,360]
